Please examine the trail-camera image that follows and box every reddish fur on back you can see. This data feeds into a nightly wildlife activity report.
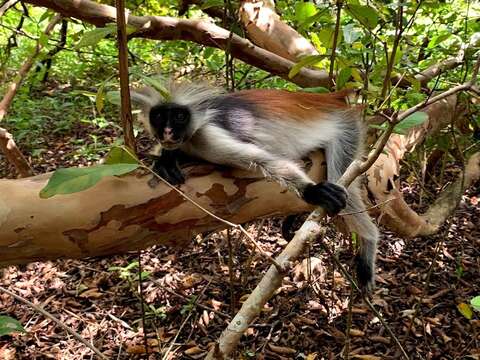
[229,89,354,121]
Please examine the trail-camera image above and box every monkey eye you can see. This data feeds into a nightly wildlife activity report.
[176,112,188,123]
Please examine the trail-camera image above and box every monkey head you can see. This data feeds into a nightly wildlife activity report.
[149,103,192,149]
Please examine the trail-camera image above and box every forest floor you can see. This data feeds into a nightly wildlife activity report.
[1,90,480,359]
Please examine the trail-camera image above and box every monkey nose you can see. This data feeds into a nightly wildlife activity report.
[163,128,174,141]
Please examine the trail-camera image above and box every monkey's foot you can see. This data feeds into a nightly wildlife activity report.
[355,255,375,292]
[302,181,347,216]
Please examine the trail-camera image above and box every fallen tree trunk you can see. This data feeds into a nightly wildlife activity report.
[0,154,325,266]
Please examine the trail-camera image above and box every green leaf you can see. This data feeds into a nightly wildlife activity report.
[200,0,224,9]
[38,33,49,47]
[295,2,317,23]
[106,91,121,106]
[457,303,473,320]
[471,296,480,312]
[0,316,26,337]
[38,10,52,23]
[204,47,215,58]
[96,83,105,114]
[346,4,379,29]
[393,112,428,135]
[336,67,352,90]
[318,27,343,49]
[39,163,139,198]
[303,87,330,93]
[76,27,116,48]
[428,33,451,48]
[104,146,139,165]
[288,55,325,79]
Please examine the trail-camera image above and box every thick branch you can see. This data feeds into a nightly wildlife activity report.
[0,154,326,266]
[238,0,318,62]
[420,152,480,233]
[23,0,330,88]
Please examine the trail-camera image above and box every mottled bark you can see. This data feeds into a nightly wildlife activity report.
[239,0,318,62]
[0,154,326,266]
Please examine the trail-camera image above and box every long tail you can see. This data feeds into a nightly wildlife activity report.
[325,110,379,289]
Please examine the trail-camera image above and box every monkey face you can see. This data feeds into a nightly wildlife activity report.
[149,103,191,149]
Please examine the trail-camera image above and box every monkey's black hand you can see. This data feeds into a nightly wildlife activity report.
[302,181,347,216]
[149,150,185,188]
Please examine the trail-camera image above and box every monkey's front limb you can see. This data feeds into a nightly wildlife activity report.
[149,149,185,187]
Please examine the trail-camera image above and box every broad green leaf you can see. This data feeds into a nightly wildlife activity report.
[343,24,361,44]
[96,83,105,114]
[204,47,215,58]
[457,303,473,320]
[318,28,343,49]
[76,27,116,48]
[39,163,139,198]
[295,2,317,23]
[38,10,52,23]
[288,55,325,79]
[393,112,428,135]
[106,91,121,106]
[303,87,330,93]
[0,316,25,337]
[428,33,451,48]
[105,146,139,165]
[337,67,352,89]
[346,4,379,29]
[471,296,480,311]
[39,33,49,47]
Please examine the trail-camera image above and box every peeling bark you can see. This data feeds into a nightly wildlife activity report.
[0,154,326,266]
[239,0,318,62]
[365,95,472,237]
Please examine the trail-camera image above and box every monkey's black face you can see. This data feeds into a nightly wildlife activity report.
[149,103,191,149]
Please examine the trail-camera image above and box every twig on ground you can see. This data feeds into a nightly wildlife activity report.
[0,285,108,359]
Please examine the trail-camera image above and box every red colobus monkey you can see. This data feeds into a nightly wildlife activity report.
[132,83,379,290]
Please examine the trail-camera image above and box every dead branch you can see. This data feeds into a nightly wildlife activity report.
[0,127,33,177]
[0,14,62,121]
[420,151,480,234]
[0,285,108,359]
[22,0,330,88]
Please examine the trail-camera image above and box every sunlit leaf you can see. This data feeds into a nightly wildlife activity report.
[104,146,139,165]
[288,55,325,79]
[471,296,480,312]
[0,316,25,337]
[303,87,330,93]
[457,303,473,320]
[96,83,105,114]
[337,67,352,89]
[76,27,116,48]
[393,112,428,134]
[295,2,317,23]
[346,4,379,29]
[39,163,139,198]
